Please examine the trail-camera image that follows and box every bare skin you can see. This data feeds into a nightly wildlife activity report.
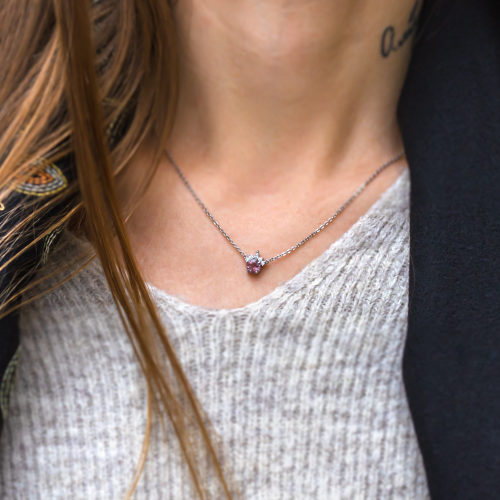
[125,0,420,309]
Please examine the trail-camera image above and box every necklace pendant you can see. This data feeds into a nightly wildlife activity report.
[246,251,265,275]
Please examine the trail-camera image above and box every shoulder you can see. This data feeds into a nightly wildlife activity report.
[0,155,77,434]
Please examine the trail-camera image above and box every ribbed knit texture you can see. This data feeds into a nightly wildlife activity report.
[0,168,429,499]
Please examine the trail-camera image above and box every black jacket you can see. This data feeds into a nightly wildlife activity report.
[1,0,500,498]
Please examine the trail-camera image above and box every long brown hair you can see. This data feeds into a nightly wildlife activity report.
[0,0,233,497]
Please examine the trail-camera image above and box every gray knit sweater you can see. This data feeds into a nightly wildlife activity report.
[0,168,429,499]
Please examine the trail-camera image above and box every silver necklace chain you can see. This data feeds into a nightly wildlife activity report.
[165,149,405,272]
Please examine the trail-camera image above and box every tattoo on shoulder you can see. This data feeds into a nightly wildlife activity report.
[381,1,421,59]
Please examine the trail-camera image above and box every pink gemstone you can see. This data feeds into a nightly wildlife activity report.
[246,258,262,274]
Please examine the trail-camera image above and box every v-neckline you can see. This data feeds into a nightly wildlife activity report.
[147,168,410,316]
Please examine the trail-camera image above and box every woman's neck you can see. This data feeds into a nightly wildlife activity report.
[123,0,419,309]
[168,0,421,183]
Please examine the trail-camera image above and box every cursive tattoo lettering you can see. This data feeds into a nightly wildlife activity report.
[381,1,420,58]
